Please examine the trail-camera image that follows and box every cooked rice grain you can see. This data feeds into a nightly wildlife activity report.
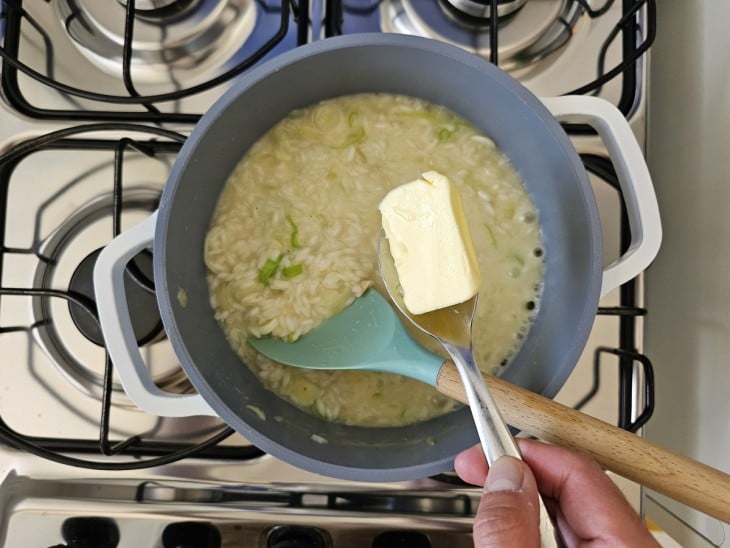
[205,93,543,427]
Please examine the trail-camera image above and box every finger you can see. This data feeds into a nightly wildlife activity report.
[453,443,488,486]
[516,439,659,546]
[473,456,540,548]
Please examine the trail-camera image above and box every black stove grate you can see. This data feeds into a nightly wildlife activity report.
[0,0,655,469]
[582,153,654,433]
[0,0,307,122]
[0,125,265,469]
[0,0,656,121]
[0,130,655,468]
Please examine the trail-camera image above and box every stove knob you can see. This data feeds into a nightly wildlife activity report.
[60,517,120,548]
[266,525,329,548]
[372,530,432,548]
[162,521,221,548]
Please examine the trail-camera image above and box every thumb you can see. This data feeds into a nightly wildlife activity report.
[473,456,541,548]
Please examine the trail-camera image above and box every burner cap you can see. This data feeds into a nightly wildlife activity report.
[68,247,163,347]
[442,0,527,19]
[32,187,191,404]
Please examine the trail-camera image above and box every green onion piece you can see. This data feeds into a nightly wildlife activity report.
[438,128,453,141]
[347,110,359,127]
[398,109,446,124]
[286,214,300,248]
[398,108,469,129]
[283,264,303,278]
[258,254,284,286]
[334,126,366,148]
[484,223,497,246]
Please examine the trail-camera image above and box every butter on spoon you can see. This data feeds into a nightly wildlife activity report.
[378,171,481,315]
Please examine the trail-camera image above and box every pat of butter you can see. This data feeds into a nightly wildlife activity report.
[379,171,481,315]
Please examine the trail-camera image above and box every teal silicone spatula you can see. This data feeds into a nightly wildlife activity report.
[248,294,730,523]
[249,289,446,387]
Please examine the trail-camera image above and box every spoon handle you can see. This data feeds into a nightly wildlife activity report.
[436,360,730,523]
[442,343,564,548]
[442,343,522,464]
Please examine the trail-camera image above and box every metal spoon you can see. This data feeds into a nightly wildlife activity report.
[378,234,563,548]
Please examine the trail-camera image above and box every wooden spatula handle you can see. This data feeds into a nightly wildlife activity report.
[436,360,730,522]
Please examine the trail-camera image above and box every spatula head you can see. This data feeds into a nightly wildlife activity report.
[249,289,445,386]
[248,289,399,369]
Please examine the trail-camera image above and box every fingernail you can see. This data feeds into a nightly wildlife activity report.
[485,456,524,492]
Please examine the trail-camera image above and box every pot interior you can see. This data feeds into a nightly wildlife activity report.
[155,34,602,481]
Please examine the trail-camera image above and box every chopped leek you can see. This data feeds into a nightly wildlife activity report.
[246,404,266,421]
[334,126,366,148]
[258,254,284,286]
[176,287,188,308]
[347,110,359,127]
[286,214,300,248]
[484,223,497,246]
[396,107,473,143]
[283,264,303,278]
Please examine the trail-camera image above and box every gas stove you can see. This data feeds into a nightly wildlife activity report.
[0,1,656,546]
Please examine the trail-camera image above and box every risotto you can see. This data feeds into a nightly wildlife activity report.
[205,93,544,427]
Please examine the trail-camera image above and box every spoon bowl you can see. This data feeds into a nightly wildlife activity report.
[378,232,476,348]
[377,234,519,465]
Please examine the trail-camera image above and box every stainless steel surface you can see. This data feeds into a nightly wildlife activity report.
[55,0,256,84]
[0,0,653,545]
[0,471,477,546]
[2,0,297,114]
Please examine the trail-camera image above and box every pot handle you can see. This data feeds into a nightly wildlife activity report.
[540,95,661,296]
[93,211,217,417]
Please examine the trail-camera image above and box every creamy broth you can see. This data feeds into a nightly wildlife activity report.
[205,93,543,426]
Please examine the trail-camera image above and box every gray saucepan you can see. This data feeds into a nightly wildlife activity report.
[94,33,661,481]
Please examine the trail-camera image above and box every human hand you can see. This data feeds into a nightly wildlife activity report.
[454,439,659,548]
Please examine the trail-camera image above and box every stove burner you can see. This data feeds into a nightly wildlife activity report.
[383,0,581,71]
[117,0,199,21]
[54,0,256,84]
[68,247,162,347]
[32,188,191,404]
[442,0,527,20]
